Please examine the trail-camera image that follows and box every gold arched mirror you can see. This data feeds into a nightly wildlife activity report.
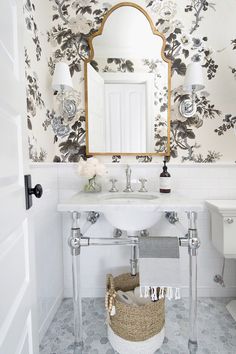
[84,2,171,156]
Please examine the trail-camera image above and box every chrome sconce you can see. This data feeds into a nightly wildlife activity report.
[179,62,205,118]
[52,62,78,123]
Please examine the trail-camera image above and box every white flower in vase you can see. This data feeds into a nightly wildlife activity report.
[77,157,105,192]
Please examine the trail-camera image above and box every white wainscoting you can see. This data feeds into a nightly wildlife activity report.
[55,163,236,298]
[30,164,63,342]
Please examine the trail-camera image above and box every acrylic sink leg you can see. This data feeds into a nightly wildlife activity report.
[72,254,83,352]
[187,211,200,354]
[68,211,83,353]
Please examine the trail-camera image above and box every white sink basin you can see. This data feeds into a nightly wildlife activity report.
[99,193,160,232]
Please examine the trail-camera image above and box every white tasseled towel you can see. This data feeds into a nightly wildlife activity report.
[139,258,181,288]
[139,236,181,291]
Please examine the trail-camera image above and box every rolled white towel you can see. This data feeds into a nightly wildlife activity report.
[134,287,152,306]
[116,290,138,306]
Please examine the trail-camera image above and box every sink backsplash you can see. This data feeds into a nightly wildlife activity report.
[91,163,236,199]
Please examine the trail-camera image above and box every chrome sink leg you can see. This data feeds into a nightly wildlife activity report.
[187,211,200,353]
[130,244,138,276]
[68,211,83,353]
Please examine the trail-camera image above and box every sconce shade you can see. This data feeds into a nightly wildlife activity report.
[183,62,205,92]
[52,62,73,91]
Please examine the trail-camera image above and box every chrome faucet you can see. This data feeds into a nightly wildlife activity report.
[123,165,133,192]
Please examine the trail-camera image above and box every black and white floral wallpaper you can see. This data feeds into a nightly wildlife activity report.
[23,0,236,163]
[24,0,52,162]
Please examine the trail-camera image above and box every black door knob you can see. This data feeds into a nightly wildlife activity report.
[24,175,43,210]
[29,184,43,198]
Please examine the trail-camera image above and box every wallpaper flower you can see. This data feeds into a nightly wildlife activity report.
[23,0,236,163]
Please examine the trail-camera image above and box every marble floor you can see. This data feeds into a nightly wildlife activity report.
[40,297,236,354]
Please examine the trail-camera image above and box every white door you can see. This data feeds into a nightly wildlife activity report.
[104,83,147,152]
[87,64,105,152]
[0,1,38,353]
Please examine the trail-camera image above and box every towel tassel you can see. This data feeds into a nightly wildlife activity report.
[144,286,149,298]
[139,286,143,298]
[175,287,181,300]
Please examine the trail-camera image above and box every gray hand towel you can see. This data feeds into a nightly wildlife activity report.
[139,237,179,258]
[139,237,181,293]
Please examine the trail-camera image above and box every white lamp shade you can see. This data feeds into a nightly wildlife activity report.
[52,62,73,91]
[183,62,204,92]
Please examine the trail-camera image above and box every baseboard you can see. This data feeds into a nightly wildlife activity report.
[64,286,236,298]
[39,290,63,343]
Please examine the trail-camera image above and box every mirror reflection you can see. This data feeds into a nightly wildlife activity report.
[85,3,171,155]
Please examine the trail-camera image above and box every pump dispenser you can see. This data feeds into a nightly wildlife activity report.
[159,160,171,193]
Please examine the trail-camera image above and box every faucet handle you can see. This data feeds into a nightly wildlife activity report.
[109,178,118,192]
[139,178,148,192]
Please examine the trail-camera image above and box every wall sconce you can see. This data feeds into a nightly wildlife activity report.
[52,62,77,122]
[179,62,205,118]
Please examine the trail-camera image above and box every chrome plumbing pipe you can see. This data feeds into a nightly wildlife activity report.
[80,211,100,235]
[80,236,139,247]
[130,244,138,276]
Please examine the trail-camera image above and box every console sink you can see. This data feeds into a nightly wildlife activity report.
[58,192,203,233]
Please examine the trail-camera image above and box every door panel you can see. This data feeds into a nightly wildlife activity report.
[105,91,122,151]
[0,0,38,353]
[0,109,19,182]
[0,187,25,242]
[1,308,33,354]
[105,83,146,152]
[0,226,29,326]
[16,314,34,354]
[0,1,16,69]
[87,64,105,152]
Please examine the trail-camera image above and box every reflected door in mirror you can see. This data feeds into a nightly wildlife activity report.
[105,82,146,153]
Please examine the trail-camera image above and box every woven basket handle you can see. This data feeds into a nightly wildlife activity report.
[106,273,115,293]
[106,274,117,318]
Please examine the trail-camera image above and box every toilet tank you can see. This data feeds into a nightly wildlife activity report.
[206,200,236,259]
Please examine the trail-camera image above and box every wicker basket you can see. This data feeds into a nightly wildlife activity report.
[106,273,165,342]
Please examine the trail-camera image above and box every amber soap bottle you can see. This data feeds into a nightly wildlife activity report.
[159,160,171,193]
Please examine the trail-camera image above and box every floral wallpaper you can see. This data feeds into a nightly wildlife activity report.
[24,0,236,163]
[24,0,54,162]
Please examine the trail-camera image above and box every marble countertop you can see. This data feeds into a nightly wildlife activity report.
[58,192,204,213]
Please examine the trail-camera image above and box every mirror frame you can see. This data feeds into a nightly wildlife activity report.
[84,1,171,156]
